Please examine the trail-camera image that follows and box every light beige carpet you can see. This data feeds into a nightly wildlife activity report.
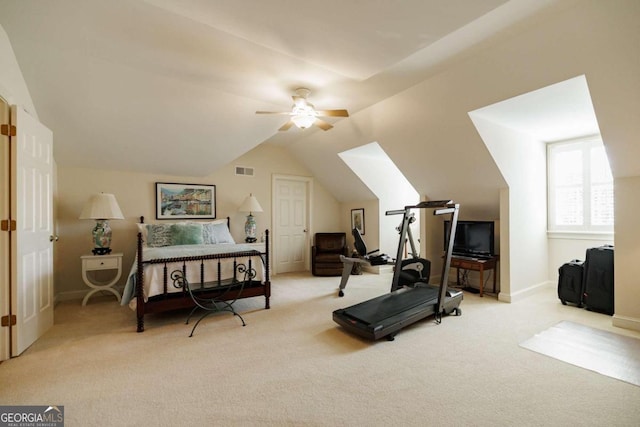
[520,320,640,387]
[2,272,640,426]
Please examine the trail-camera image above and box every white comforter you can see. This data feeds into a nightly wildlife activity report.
[121,243,266,309]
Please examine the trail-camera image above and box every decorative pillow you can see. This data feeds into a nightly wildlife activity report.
[210,222,235,244]
[170,223,204,246]
[201,224,215,245]
[146,224,174,247]
[197,219,228,244]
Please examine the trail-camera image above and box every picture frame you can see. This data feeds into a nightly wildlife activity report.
[155,182,216,219]
[351,208,365,235]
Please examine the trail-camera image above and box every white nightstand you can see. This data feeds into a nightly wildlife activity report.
[81,252,123,306]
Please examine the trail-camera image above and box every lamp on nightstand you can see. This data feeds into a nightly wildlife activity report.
[79,193,124,255]
[238,193,263,243]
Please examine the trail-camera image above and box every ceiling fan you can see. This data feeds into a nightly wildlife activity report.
[256,88,349,131]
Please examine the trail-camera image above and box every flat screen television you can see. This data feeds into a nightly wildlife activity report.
[444,220,495,258]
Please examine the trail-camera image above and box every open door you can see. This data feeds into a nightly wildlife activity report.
[10,105,54,356]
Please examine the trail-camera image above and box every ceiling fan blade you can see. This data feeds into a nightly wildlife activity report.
[314,119,333,131]
[256,111,291,115]
[279,120,295,131]
[315,109,349,117]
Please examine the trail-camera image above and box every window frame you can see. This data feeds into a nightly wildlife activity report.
[547,135,614,237]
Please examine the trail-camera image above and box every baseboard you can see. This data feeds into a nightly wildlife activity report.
[498,280,553,303]
[361,264,393,274]
[54,290,85,304]
[612,314,640,332]
[54,286,124,305]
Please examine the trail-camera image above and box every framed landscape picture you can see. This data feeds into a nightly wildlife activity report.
[351,208,365,235]
[156,182,216,219]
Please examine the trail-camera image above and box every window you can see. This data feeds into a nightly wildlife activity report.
[548,136,613,233]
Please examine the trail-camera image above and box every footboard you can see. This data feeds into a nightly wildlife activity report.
[135,225,270,332]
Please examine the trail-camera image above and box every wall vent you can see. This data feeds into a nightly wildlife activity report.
[235,166,254,177]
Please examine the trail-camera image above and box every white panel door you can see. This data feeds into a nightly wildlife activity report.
[274,177,309,273]
[11,105,54,356]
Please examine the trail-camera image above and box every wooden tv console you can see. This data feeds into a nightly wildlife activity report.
[450,255,498,297]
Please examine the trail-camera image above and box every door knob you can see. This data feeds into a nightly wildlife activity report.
[49,235,59,242]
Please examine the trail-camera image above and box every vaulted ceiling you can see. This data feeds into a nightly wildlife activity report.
[5,0,631,221]
[0,0,552,178]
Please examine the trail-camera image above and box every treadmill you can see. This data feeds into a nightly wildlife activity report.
[332,200,463,341]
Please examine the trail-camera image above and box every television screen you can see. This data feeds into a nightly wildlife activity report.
[444,220,495,258]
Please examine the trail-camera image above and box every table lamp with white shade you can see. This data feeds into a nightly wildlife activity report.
[238,193,263,243]
[79,193,124,255]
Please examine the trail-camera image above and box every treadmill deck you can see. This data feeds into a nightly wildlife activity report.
[333,285,462,340]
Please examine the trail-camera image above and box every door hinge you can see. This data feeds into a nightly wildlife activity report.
[1,314,16,327]
[0,124,16,137]
[1,220,16,231]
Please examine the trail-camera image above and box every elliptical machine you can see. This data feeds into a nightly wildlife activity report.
[337,213,428,296]
[395,212,431,289]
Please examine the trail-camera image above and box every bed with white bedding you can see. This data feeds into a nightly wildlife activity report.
[123,217,270,332]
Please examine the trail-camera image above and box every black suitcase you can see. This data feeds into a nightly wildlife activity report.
[557,259,584,307]
[583,245,614,315]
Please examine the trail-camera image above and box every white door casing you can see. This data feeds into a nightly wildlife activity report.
[11,105,54,356]
[272,176,311,274]
[0,97,10,361]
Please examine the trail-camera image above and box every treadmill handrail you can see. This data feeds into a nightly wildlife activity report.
[386,200,454,216]
[410,200,454,209]
[434,207,457,215]
[437,204,459,315]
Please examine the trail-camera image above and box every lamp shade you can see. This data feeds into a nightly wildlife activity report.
[238,194,263,214]
[79,193,124,220]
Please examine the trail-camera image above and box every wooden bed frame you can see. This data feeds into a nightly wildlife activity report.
[135,216,271,332]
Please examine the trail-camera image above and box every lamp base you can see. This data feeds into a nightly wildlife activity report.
[92,247,112,255]
[92,219,113,255]
[244,214,258,244]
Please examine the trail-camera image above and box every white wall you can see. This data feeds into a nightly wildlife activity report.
[340,199,379,255]
[548,236,614,283]
[0,25,37,117]
[612,176,640,330]
[470,116,548,301]
[56,143,341,299]
[339,142,419,256]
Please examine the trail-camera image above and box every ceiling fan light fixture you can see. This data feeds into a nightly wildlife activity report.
[292,113,316,129]
[256,88,347,131]
[291,104,316,129]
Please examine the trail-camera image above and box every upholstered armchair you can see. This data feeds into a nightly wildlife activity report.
[311,232,349,276]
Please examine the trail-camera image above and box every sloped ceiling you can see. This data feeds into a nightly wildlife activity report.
[0,0,559,179]
[7,0,629,222]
